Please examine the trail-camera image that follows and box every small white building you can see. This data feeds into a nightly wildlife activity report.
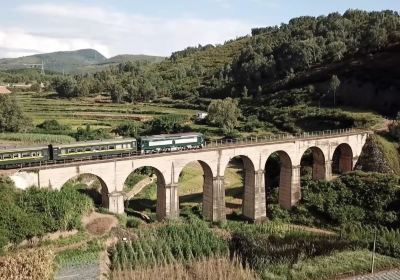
[196,111,208,120]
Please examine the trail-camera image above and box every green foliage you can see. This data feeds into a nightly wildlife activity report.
[36,119,72,135]
[207,98,241,134]
[113,121,141,137]
[301,172,400,227]
[0,95,31,132]
[0,132,75,144]
[0,180,92,252]
[52,76,78,98]
[72,124,111,141]
[340,224,400,259]
[230,231,360,272]
[374,135,400,174]
[126,217,142,228]
[56,240,103,268]
[149,114,189,134]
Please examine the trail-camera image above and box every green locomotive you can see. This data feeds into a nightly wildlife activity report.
[138,133,204,154]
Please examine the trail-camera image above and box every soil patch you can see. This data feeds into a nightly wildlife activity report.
[82,212,118,235]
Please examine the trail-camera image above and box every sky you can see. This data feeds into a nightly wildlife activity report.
[0,0,399,59]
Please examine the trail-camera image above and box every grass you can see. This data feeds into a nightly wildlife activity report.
[111,256,257,280]
[374,135,400,174]
[262,250,400,280]
[55,240,103,269]
[0,132,75,144]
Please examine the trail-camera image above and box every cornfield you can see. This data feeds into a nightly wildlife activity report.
[111,256,258,280]
[0,248,54,280]
[109,219,228,270]
[0,132,75,144]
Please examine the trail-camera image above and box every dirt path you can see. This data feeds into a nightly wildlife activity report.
[125,175,156,200]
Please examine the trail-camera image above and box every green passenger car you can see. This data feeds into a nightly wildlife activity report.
[0,146,50,167]
[52,138,137,160]
[138,133,204,154]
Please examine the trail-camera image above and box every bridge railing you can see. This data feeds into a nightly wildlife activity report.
[203,128,359,148]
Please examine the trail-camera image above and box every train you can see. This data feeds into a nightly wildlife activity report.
[0,132,204,168]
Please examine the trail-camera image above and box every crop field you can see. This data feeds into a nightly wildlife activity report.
[14,92,198,129]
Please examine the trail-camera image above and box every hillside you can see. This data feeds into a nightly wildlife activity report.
[0,50,165,74]
[76,54,165,73]
[0,49,106,73]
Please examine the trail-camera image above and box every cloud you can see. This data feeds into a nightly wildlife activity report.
[0,2,254,58]
[0,28,110,58]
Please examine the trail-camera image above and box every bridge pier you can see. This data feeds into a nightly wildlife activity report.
[108,191,124,214]
[325,160,333,180]
[279,165,301,209]
[203,176,225,222]
[243,170,266,222]
[157,183,179,220]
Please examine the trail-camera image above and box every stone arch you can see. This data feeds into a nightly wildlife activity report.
[223,155,256,220]
[265,150,297,209]
[300,146,326,181]
[123,165,168,221]
[61,173,109,208]
[177,160,215,220]
[332,143,353,175]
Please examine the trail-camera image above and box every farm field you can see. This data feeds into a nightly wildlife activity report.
[14,92,198,129]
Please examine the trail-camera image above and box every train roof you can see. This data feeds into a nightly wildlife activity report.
[139,132,203,141]
[53,138,137,148]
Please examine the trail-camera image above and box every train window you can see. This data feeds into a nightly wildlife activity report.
[3,154,11,159]
[108,145,115,150]
[85,147,92,152]
[93,146,100,151]
[22,153,30,158]
[61,149,66,154]
[13,153,20,158]
[38,151,42,156]
[77,148,83,153]
[69,149,76,153]
[100,146,106,150]
[116,145,122,149]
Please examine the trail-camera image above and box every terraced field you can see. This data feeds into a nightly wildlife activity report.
[14,92,197,129]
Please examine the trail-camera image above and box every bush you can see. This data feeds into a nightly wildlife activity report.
[36,119,72,135]
[126,217,142,228]
[301,172,400,227]
[0,181,92,252]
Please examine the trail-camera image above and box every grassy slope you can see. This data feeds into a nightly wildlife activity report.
[374,135,400,174]
[265,250,400,280]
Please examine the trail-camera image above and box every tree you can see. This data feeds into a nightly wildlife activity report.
[207,98,242,134]
[329,75,341,107]
[74,79,90,97]
[0,95,31,132]
[52,77,77,98]
[109,83,126,103]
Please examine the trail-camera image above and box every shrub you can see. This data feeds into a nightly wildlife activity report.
[126,217,142,228]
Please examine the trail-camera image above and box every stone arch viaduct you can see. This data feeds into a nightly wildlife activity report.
[7,129,370,222]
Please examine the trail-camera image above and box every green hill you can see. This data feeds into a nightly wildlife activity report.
[0,49,106,74]
[76,54,165,73]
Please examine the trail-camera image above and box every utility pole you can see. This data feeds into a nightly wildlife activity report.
[41,60,45,75]
[371,228,377,274]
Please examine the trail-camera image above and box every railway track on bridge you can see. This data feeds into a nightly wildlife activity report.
[0,128,371,173]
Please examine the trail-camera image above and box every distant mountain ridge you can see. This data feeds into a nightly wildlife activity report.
[0,49,165,73]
